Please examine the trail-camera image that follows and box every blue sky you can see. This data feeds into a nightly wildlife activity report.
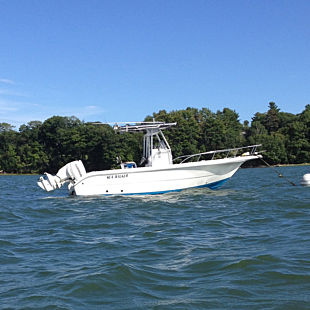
[0,0,309,128]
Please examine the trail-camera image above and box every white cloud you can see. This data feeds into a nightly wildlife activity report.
[0,99,106,127]
[79,105,105,118]
[0,106,18,113]
[0,78,107,127]
[0,98,40,127]
[0,89,26,97]
[0,99,19,114]
[0,78,15,85]
[0,81,37,126]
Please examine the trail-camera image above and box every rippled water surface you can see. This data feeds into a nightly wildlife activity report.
[1,166,310,309]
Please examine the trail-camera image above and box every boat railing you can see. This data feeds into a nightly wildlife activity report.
[173,144,262,163]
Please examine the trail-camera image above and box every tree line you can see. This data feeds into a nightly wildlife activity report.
[0,102,309,174]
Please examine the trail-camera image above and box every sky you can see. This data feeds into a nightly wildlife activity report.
[0,0,310,128]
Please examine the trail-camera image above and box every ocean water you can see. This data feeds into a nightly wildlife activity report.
[1,166,310,310]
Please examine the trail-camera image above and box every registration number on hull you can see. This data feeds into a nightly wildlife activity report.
[107,174,128,180]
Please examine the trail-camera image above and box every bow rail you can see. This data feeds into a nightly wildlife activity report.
[173,144,262,163]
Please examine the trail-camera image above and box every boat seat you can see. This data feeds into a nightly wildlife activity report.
[121,162,137,169]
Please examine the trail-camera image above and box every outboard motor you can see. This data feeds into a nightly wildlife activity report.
[37,160,86,192]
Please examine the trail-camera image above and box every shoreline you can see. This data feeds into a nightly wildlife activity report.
[275,163,310,167]
[0,173,38,176]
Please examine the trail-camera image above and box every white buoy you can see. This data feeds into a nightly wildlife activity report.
[301,173,310,186]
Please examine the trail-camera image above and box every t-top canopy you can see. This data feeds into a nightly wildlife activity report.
[113,121,177,132]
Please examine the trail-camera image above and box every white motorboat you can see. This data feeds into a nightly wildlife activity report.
[37,121,262,196]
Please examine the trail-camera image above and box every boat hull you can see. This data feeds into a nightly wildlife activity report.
[70,155,258,196]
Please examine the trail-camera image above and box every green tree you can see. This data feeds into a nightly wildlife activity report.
[284,121,310,163]
[0,126,21,173]
[83,123,118,171]
[18,121,48,173]
[216,108,244,148]
[264,102,280,133]
[38,116,84,173]
[0,122,15,132]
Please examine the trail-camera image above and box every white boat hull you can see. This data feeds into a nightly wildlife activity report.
[70,155,258,196]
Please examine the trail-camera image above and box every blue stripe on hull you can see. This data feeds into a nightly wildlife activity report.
[100,178,230,196]
[205,178,230,190]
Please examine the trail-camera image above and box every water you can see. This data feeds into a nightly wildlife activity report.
[1,166,310,310]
